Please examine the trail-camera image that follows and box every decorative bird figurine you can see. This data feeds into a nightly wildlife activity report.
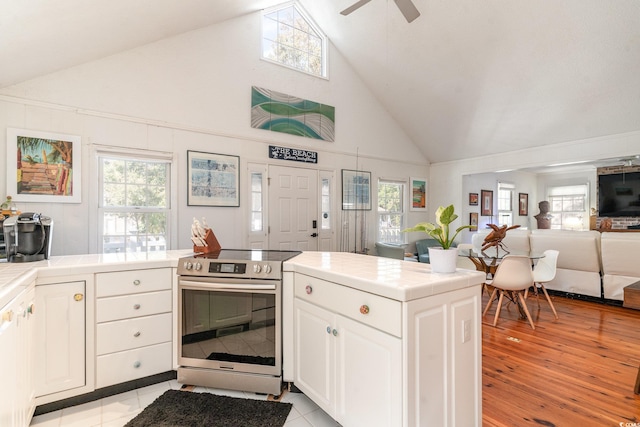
[481,224,521,252]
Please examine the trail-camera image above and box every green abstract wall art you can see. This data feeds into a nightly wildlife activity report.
[251,86,335,142]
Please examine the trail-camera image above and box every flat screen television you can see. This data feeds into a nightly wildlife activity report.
[598,171,640,217]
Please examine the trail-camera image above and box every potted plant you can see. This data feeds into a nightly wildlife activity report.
[404,204,472,273]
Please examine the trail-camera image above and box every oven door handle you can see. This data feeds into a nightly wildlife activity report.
[178,280,276,291]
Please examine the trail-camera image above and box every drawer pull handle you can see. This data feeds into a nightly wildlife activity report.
[332,329,338,337]
[74,293,84,302]
[360,305,370,315]
[133,361,141,368]
[133,279,141,286]
[326,326,331,334]
[133,304,141,310]
[134,331,141,337]
[305,285,313,294]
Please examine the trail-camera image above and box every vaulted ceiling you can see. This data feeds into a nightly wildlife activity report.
[2,0,639,165]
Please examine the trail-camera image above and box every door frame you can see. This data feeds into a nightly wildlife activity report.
[245,162,336,251]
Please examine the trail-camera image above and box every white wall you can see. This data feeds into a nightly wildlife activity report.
[430,130,640,238]
[460,170,537,243]
[0,11,428,256]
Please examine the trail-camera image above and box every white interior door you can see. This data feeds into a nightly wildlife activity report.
[268,165,319,251]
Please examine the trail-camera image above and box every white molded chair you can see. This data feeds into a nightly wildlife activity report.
[526,249,559,319]
[483,255,536,329]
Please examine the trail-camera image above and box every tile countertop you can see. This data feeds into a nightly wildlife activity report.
[284,251,486,302]
[0,250,194,309]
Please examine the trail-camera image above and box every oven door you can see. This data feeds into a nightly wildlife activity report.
[178,277,281,376]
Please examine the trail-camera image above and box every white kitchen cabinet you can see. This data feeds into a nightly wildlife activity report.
[287,262,483,427]
[34,280,87,399]
[0,283,36,427]
[293,278,402,427]
[95,268,172,388]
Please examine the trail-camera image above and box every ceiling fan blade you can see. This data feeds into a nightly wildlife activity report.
[394,0,420,22]
[340,0,373,16]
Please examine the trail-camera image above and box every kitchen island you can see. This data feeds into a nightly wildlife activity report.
[1,250,484,427]
[282,252,486,427]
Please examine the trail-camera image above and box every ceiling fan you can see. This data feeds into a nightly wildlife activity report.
[341,0,421,23]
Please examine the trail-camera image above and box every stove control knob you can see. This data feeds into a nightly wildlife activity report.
[263,264,272,274]
[253,264,261,273]
[184,261,193,270]
[194,262,202,271]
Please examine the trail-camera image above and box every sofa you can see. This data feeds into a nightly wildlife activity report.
[466,228,640,302]
[471,229,532,253]
[471,228,600,298]
[601,232,640,300]
[529,230,602,298]
[374,242,405,260]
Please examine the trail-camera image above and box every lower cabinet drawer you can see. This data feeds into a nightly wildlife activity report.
[96,313,172,356]
[96,341,172,389]
[294,274,402,337]
[96,290,171,322]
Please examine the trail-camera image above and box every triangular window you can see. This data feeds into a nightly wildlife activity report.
[262,2,327,78]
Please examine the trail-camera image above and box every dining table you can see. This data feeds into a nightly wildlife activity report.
[458,247,545,278]
[459,247,545,319]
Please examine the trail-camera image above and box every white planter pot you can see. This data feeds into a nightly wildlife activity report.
[428,247,458,273]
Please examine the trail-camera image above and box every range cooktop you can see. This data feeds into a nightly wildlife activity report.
[178,249,301,280]
[191,249,301,262]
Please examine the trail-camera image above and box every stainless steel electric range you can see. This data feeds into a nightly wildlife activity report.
[176,249,300,395]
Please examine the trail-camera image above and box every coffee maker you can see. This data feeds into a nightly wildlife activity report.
[3,213,53,262]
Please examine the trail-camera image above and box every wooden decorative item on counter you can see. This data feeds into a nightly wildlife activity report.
[193,228,222,254]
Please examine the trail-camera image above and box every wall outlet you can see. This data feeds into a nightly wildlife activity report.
[462,319,471,343]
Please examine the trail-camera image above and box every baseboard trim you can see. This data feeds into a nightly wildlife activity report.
[34,371,177,416]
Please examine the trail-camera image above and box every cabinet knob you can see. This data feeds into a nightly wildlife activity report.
[133,361,141,368]
[133,304,141,310]
[360,305,370,315]
[133,279,141,286]
[332,329,338,337]
[27,304,35,315]
[74,293,84,302]
[305,285,313,294]
[326,326,331,334]
[134,331,141,337]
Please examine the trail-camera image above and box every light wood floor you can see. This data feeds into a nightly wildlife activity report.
[482,291,640,426]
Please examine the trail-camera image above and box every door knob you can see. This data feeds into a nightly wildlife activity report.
[310,233,318,237]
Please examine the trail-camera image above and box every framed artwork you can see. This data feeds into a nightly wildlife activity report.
[469,212,478,231]
[481,189,494,216]
[187,150,240,207]
[6,128,82,203]
[410,177,427,211]
[469,192,478,206]
[342,169,371,210]
[519,193,529,216]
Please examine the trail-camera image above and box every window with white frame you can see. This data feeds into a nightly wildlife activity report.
[377,180,406,244]
[98,152,171,253]
[321,176,331,230]
[497,182,514,226]
[261,3,327,77]
[548,184,588,230]
[250,171,264,232]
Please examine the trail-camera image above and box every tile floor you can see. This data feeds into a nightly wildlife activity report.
[29,380,340,427]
